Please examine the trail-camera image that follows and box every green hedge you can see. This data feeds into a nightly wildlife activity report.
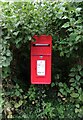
[1,1,83,119]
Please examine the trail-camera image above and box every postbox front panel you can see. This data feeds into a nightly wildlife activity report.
[31,35,52,84]
[31,55,51,84]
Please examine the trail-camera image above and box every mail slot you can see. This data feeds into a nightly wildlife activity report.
[33,44,50,46]
[31,35,52,84]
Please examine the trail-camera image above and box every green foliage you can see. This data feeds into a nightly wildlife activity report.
[1,0,83,119]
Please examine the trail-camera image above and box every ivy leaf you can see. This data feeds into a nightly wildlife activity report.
[5,36,11,40]
[70,87,74,91]
[15,90,20,96]
[6,50,11,56]
[15,38,22,45]
[76,104,80,108]
[69,78,74,83]
[62,16,68,19]
[76,36,81,41]
[79,93,83,102]
[70,92,79,98]
[79,71,83,77]
[68,28,73,31]
[2,57,12,67]
[60,52,64,56]
[75,108,79,113]
[13,31,19,36]
[70,67,76,72]
[28,36,31,41]
[15,21,21,27]
[59,88,67,96]
[59,82,63,87]
[2,67,11,78]
[51,82,55,87]
[69,42,72,46]
[77,65,82,71]
[75,75,81,81]
[62,22,70,28]
[76,8,82,12]
[14,100,23,108]
[71,83,76,87]
[69,73,75,77]
[59,88,64,94]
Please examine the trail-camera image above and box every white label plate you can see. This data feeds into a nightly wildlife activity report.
[37,60,45,76]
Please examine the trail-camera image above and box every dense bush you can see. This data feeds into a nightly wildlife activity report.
[1,1,83,119]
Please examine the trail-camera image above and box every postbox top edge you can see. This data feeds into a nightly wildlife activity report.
[32,35,52,44]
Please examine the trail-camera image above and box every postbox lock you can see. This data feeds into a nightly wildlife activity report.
[40,56,43,59]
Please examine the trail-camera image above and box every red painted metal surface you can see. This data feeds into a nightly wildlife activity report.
[31,35,52,84]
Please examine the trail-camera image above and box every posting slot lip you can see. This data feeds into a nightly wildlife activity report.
[32,44,50,47]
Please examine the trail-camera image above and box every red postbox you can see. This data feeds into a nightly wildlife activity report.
[31,35,52,84]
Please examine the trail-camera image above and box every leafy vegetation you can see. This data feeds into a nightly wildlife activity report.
[1,0,83,119]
